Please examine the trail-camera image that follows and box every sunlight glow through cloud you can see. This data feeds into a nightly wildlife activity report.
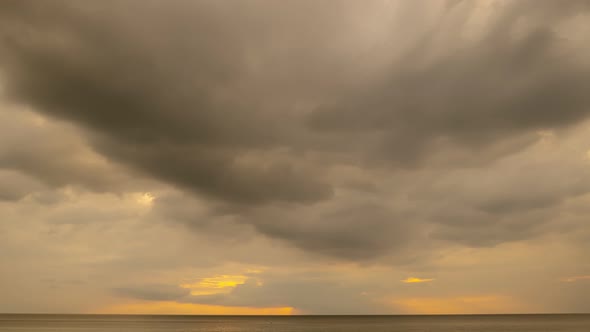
[181,275,249,295]
[401,277,435,284]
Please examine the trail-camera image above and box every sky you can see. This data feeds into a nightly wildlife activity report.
[0,0,589,315]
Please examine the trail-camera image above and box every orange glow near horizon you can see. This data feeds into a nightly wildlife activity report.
[401,277,435,283]
[96,301,294,315]
[392,295,525,314]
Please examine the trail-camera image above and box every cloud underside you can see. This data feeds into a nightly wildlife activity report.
[0,0,589,262]
[0,0,590,314]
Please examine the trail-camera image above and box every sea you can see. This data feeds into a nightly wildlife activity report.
[0,314,589,332]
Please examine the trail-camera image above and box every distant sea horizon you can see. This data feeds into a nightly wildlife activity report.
[2,312,589,315]
[2,313,589,332]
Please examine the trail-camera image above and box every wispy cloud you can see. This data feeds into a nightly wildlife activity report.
[401,277,435,284]
[181,275,249,295]
[560,275,590,283]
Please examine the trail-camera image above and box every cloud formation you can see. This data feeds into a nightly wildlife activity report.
[0,0,589,314]
[401,278,435,284]
[561,276,590,283]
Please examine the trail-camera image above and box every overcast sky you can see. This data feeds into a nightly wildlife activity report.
[0,0,589,314]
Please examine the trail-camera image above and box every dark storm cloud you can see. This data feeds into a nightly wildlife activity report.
[1,0,590,262]
[307,0,590,166]
[240,203,419,261]
[0,109,148,194]
[0,0,342,204]
[93,137,332,204]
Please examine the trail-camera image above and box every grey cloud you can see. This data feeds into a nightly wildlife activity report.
[150,189,439,264]
[308,1,590,166]
[0,108,151,195]
[1,0,590,263]
[112,275,383,314]
[4,1,587,206]
[240,202,419,261]
[0,0,350,205]
[429,208,553,247]
[183,275,386,314]
[446,168,589,216]
[148,192,254,242]
[418,138,590,246]
[0,170,44,201]
[113,284,190,302]
[93,137,332,205]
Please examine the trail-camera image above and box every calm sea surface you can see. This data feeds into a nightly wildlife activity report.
[0,314,589,332]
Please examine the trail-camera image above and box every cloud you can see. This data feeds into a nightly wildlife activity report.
[561,276,590,283]
[239,201,422,261]
[111,269,389,314]
[401,277,435,284]
[181,274,249,295]
[113,284,190,302]
[0,0,590,315]
[183,277,386,314]
[0,0,588,264]
[307,1,590,164]
[0,105,152,195]
[1,1,588,209]
[0,0,340,205]
[0,169,44,201]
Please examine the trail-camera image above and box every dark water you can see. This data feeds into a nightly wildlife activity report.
[1,314,589,332]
